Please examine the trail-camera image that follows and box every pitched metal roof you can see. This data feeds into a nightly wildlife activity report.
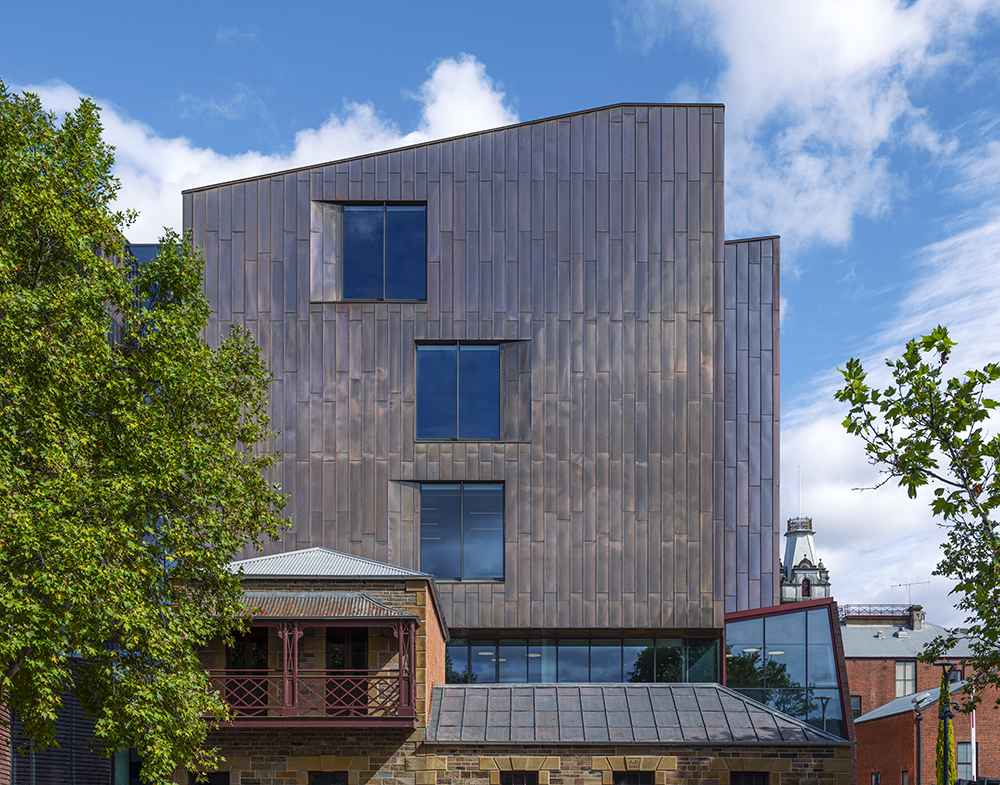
[241,591,417,620]
[229,547,430,579]
[840,621,975,659]
[854,681,966,724]
[426,684,846,746]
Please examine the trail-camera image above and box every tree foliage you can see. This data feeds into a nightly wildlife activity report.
[836,326,1000,705]
[0,83,286,782]
[937,668,957,785]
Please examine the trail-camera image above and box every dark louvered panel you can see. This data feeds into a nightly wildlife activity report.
[11,695,109,785]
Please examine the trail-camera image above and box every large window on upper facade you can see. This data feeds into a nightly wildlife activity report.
[342,204,426,300]
[416,344,500,440]
[895,660,916,697]
[420,483,503,580]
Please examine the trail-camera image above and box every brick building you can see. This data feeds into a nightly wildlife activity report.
[843,604,1000,783]
[172,546,850,785]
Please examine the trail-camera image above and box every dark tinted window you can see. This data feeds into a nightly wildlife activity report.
[731,775,768,785]
[612,773,653,785]
[851,694,862,719]
[590,639,624,682]
[446,637,720,684]
[500,774,538,785]
[310,774,349,785]
[342,204,425,300]
[417,344,500,440]
[556,639,589,682]
[420,483,503,580]
[384,206,426,299]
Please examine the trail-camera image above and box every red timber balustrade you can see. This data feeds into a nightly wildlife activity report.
[206,619,417,728]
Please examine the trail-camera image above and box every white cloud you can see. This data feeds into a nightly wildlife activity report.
[15,54,517,243]
[215,27,257,46]
[615,0,1000,256]
[177,84,269,122]
[615,0,1000,627]
[779,192,1000,628]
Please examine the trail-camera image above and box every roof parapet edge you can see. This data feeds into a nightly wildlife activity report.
[181,102,726,195]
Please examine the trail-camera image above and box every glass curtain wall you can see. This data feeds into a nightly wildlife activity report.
[445,637,719,684]
[724,605,845,738]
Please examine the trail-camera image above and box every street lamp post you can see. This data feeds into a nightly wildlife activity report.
[936,663,958,785]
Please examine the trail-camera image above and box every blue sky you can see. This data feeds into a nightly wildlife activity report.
[6,0,1000,625]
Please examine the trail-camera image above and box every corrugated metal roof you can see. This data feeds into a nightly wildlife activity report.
[426,684,846,746]
[855,681,966,724]
[229,547,430,579]
[840,621,975,659]
[241,591,418,620]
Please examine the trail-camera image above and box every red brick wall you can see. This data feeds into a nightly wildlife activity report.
[848,657,1000,778]
[845,658,964,718]
[856,713,915,784]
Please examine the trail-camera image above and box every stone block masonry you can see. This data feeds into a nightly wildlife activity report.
[174,731,851,785]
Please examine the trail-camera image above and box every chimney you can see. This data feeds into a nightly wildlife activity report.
[910,605,923,631]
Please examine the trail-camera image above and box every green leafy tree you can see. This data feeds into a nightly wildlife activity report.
[937,668,957,785]
[0,83,286,782]
[836,326,1000,705]
[627,644,683,683]
[444,651,477,684]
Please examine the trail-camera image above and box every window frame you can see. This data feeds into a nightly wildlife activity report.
[956,742,972,779]
[415,342,502,441]
[851,694,862,719]
[419,482,505,581]
[339,202,427,302]
[895,660,916,697]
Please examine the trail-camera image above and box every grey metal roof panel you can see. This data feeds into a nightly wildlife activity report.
[426,684,845,746]
[229,547,430,579]
[855,681,966,724]
[241,591,418,620]
[840,622,975,659]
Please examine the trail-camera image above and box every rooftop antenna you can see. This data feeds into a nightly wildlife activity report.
[892,580,930,604]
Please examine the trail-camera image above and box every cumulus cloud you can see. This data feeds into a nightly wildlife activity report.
[613,0,1000,624]
[780,193,1000,627]
[15,54,517,243]
[614,0,1000,256]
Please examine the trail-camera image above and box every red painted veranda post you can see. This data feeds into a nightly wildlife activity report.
[208,618,418,728]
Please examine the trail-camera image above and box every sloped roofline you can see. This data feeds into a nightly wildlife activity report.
[854,680,966,724]
[230,545,429,578]
[426,682,850,746]
[181,101,725,195]
[230,546,448,640]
